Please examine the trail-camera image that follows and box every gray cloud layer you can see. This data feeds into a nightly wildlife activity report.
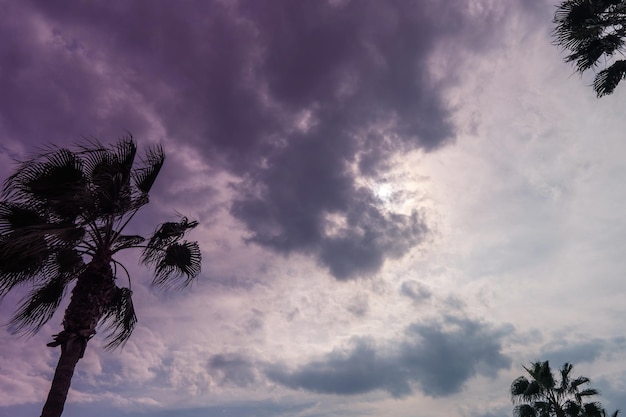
[0,0,512,279]
[540,337,626,366]
[264,317,512,397]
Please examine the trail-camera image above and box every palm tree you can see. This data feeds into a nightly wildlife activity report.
[511,361,619,417]
[0,137,201,417]
[553,0,626,97]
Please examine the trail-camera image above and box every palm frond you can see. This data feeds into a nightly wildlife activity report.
[0,234,50,296]
[82,137,136,179]
[77,137,108,162]
[149,241,201,289]
[100,286,137,350]
[584,402,606,417]
[525,381,542,398]
[133,145,165,194]
[112,136,137,182]
[2,222,83,262]
[594,59,626,96]
[535,361,556,389]
[578,388,601,398]
[142,217,199,263]
[3,148,87,221]
[0,202,47,234]
[570,376,591,391]
[8,274,70,335]
[553,0,626,96]
[553,0,603,49]
[563,400,581,416]
[514,404,537,417]
[512,376,531,398]
[558,362,573,393]
[84,138,137,216]
[19,223,87,250]
[566,34,624,72]
[111,235,146,253]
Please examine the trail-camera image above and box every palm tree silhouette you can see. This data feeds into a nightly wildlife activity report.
[0,137,201,417]
[511,361,618,417]
[553,0,626,97]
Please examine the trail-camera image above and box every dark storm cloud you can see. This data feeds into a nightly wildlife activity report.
[228,0,471,278]
[265,317,512,398]
[0,0,512,279]
[232,171,428,278]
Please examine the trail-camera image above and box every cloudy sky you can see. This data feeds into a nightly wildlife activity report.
[2,1,626,416]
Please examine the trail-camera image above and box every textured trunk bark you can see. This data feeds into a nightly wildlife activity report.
[40,258,115,417]
[40,334,85,417]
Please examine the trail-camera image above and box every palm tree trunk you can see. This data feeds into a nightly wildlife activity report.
[40,334,86,417]
[40,258,115,417]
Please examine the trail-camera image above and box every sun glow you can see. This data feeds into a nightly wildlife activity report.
[372,182,394,203]
[360,177,415,214]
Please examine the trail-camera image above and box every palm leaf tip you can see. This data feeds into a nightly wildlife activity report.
[154,217,198,241]
[0,203,46,233]
[8,276,69,335]
[133,145,165,193]
[594,60,626,97]
[101,286,137,350]
[579,388,601,397]
[113,136,138,173]
[151,241,201,289]
[86,139,140,215]
[571,376,590,388]
[0,234,50,291]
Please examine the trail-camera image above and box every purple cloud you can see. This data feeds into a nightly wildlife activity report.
[0,0,511,279]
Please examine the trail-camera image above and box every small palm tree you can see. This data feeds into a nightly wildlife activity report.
[511,361,619,417]
[553,0,626,97]
[0,137,201,417]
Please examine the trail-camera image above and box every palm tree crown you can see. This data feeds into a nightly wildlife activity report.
[0,137,201,417]
[553,0,626,97]
[511,361,618,417]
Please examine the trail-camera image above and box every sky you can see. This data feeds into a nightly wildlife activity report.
[1,1,626,416]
